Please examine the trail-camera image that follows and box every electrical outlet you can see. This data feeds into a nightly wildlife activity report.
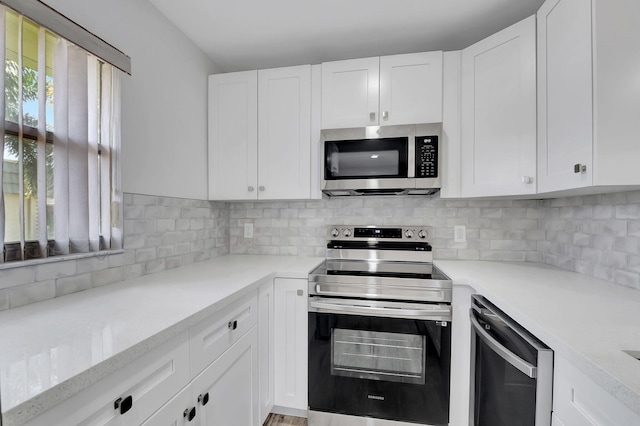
[454,225,466,243]
[244,223,254,239]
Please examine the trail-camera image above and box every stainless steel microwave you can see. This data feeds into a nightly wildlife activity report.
[321,123,442,196]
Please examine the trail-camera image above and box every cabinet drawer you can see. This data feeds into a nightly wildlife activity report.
[190,290,258,375]
[26,332,190,426]
[553,355,640,426]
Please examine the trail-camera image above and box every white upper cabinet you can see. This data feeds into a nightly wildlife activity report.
[379,52,443,126]
[258,65,311,199]
[321,57,379,128]
[208,71,258,200]
[460,15,537,197]
[537,0,640,193]
[208,65,312,200]
[321,52,443,129]
[537,0,593,192]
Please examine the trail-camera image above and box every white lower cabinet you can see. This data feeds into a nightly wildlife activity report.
[552,412,567,426]
[191,327,259,426]
[258,280,275,423]
[24,278,306,426]
[189,290,258,376]
[25,332,191,426]
[141,385,199,426]
[552,355,640,426]
[143,327,259,426]
[273,278,308,413]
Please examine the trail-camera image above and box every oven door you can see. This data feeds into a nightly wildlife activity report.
[308,299,451,425]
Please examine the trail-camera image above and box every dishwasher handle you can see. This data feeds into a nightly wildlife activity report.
[469,309,537,379]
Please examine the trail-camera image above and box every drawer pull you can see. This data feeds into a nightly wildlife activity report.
[114,395,133,415]
[184,407,197,421]
[228,320,238,330]
[198,392,210,406]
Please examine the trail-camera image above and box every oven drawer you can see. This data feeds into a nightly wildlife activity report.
[309,278,451,303]
[309,297,451,321]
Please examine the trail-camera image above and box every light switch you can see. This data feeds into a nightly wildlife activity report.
[244,223,254,239]
[454,225,466,243]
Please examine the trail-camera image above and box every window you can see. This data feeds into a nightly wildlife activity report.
[0,2,129,263]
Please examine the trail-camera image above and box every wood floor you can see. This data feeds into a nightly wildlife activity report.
[263,413,308,426]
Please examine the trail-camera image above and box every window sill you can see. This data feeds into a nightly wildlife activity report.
[0,249,125,271]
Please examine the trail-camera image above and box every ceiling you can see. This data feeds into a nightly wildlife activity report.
[148,0,546,72]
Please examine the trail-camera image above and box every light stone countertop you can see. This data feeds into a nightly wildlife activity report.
[436,260,640,418]
[0,255,324,426]
[3,256,640,425]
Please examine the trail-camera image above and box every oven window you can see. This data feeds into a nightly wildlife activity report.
[324,137,409,179]
[331,328,426,385]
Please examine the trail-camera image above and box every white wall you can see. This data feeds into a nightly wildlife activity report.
[41,0,221,200]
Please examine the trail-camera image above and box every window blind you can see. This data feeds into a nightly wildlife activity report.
[0,0,131,75]
[0,4,123,263]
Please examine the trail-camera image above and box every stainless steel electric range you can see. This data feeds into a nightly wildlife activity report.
[308,225,452,426]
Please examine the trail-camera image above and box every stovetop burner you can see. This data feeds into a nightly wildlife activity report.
[309,225,452,303]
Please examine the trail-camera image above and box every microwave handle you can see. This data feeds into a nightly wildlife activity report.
[469,309,537,379]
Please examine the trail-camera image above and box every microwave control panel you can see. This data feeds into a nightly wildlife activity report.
[415,136,438,178]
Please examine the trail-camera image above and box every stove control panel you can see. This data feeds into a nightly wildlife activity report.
[327,225,431,241]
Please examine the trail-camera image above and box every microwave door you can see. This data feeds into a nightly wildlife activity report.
[324,137,409,180]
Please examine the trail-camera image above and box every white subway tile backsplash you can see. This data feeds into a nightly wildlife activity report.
[0,193,229,311]
[6,189,640,311]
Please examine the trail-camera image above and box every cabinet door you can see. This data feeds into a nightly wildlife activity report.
[537,0,593,192]
[258,280,275,424]
[461,15,537,197]
[208,71,258,200]
[258,65,311,199]
[379,52,443,126]
[551,413,567,426]
[321,57,379,129]
[192,327,259,426]
[273,278,307,411]
[553,355,640,426]
[141,385,200,426]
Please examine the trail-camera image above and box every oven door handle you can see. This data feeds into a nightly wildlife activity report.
[469,310,537,379]
[309,299,451,318]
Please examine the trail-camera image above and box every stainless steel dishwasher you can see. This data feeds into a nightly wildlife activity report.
[470,295,553,426]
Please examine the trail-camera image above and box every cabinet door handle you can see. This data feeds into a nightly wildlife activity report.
[114,395,133,415]
[248,186,254,192]
[198,392,210,406]
[259,185,265,191]
[228,320,238,330]
[369,112,376,122]
[297,289,303,296]
[574,163,587,173]
[183,407,197,421]
[382,111,389,120]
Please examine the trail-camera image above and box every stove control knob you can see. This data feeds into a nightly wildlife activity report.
[418,230,428,239]
[343,229,352,237]
[330,228,340,238]
[405,229,414,239]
